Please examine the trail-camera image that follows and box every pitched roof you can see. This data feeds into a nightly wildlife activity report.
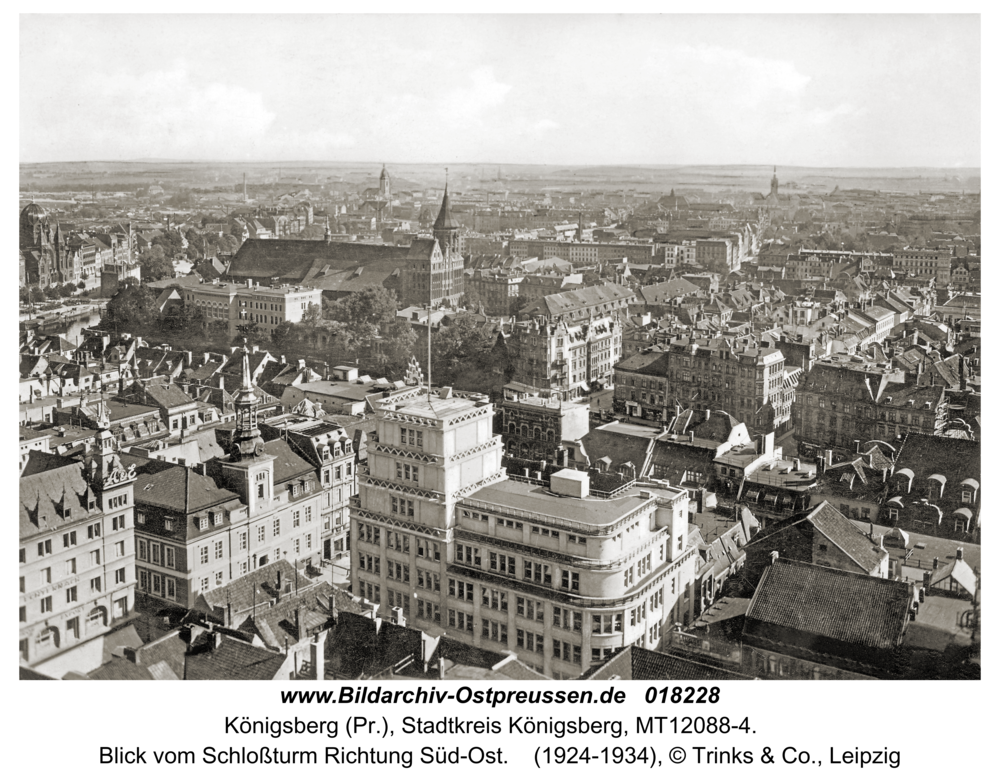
[746,559,912,649]
[583,646,750,680]
[614,350,670,375]
[753,501,886,573]
[20,454,100,539]
[120,454,239,513]
[228,238,427,284]
[184,635,288,680]
[521,282,635,320]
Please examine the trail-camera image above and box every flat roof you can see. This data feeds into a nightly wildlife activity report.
[389,394,486,420]
[466,479,671,528]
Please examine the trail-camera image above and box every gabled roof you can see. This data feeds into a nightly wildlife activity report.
[930,557,977,597]
[185,635,288,680]
[746,559,912,650]
[752,501,886,573]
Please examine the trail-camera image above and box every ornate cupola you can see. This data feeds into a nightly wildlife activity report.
[230,339,265,460]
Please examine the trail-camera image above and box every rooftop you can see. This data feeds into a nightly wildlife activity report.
[746,559,912,650]
[464,479,676,530]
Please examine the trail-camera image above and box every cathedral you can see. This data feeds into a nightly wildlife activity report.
[20,202,72,288]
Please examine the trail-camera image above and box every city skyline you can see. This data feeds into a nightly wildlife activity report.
[20,14,980,168]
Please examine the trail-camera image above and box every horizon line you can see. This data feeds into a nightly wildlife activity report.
[19,159,981,172]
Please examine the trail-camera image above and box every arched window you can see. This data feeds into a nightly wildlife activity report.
[86,605,108,632]
[36,625,60,651]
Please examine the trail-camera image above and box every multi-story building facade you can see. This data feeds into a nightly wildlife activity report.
[351,390,700,678]
[666,338,790,435]
[173,280,323,338]
[19,424,137,677]
[794,355,947,459]
[125,344,329,611]
[497,385,590,462]
[234,283,323,339]
[893,249,952,286]
[511,283,635,399]
[261,415,357,558]
[351,390,506,621]
[613,350,672,423]
[464,269,523,316]
[519,271,583,304]
[509,239,655,266]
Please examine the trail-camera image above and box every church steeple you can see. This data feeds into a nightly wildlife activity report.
[770,166,779,197]
[433,173,459,256]
[230,339,265,460]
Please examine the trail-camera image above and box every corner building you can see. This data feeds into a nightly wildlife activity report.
[352,391,699,678]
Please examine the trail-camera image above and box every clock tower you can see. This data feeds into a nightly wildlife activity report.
[219,339,274,517]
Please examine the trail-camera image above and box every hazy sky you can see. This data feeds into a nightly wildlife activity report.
[20,14,980,167]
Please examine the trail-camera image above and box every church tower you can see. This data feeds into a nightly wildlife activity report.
[230,340,265,461]
[219,340,274,518]
[433,182,460,257]
[770,166,779,198]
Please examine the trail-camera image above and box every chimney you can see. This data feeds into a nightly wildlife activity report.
[793,458,801,471]
[213,631,224,649]
[922,571,931,590]
[817,454,826,474]
[689,430,695,442]
[956,547,964,561]
[854,439,861,453]
[932,557,939,570]
[217,376,225,390]
[312,633,325,681]
[295,608,306,640]
[769,551,779,565]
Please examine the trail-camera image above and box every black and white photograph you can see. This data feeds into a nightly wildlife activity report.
[18,11,980,696]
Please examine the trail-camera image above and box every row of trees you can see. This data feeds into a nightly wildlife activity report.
[20,281,86,303]
[99,283,518,395]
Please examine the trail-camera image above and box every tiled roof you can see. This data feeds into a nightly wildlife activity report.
[522,282,635,319]
[141,382,195,411]
[746,559,912,649]
[87,656,154,680]
[121,454,239,513]
[185,635,288,680]
[893,433,980,486]
[20,454,100,539]
[759,501,886,573]
[228,238,424,283]
[262,438,317,484]
[201,559,316,617]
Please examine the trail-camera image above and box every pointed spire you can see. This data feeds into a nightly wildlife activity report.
[434,174,458,231]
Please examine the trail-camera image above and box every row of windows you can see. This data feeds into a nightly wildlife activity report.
[23,519,115,563]
[24,569,126,619]
[137,539,176,568]
[399,427,424,449]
